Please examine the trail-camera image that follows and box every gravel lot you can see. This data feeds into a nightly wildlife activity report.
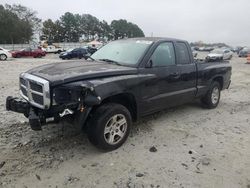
[0,53,250,188]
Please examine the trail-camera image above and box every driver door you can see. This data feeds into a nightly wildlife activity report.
[139,42,181,115]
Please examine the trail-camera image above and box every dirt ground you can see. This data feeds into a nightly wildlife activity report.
[0,53,250,188]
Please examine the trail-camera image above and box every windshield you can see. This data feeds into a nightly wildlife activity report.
[242,48,249,52]
[66,48,73,52]
[22,48,32,51]
[211,49,223,54]
[91,40,152,66]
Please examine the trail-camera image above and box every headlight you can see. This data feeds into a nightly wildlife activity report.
[53,88,72,105]
[53,86,83,105]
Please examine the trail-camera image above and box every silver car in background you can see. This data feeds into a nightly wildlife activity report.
[0,47,12,61]
[206,48,233,61]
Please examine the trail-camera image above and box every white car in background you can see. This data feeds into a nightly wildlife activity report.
[42,45,64,54]
[0,47,12,61]
[206,48,233,61]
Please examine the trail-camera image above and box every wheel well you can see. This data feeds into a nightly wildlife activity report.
[213,76,223,89]
[100,93,137,121]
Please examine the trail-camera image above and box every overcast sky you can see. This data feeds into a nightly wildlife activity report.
[1,0,250,46]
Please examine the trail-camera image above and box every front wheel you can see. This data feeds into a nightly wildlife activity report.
[201,81,221,109]
[87,103,132,151]
[0,54,7,61]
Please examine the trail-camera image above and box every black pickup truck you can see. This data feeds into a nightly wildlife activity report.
[6,37,231,150]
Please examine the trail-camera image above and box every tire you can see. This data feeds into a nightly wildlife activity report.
[201,81,221,109]
[0,54,7,61]
[16,54,21,58]
[87,103,132,151]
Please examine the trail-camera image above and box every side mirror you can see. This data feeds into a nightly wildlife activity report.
[145,59,153,68]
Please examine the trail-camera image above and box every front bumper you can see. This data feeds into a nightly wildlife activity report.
[6,96,62,130]
[7,96,45,130]
[6,96,91,131]
[6,97,30,116]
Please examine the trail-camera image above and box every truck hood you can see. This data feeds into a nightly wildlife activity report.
[27,60,138,87]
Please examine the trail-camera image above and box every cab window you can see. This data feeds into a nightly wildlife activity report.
[176,42,191,64]
[151,42,175,67]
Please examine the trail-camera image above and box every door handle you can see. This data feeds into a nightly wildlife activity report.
[170,72,179,77]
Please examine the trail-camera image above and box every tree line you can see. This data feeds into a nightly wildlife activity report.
[42,12,145,42]
[0,4,145,44]
[0,4,41,44]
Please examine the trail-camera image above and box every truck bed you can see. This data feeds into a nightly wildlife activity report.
[195,59,232,97]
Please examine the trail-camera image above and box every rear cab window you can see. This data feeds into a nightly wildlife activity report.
[175,42,191,64]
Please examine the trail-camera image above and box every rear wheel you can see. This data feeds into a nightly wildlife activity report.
[201,81,221,109]
[87,103,131,151]
[0,54,7,61]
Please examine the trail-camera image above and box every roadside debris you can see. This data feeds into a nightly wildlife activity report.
[91,162,99,167]
[201,157,211,166]
[64,175,80,185]
[181,163,188,169]
[136,173,144,177]
[35,174,41,181]
[0,161,6,169]
[149,146,157,152]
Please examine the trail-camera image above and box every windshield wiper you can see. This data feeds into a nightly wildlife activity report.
[98,59,122,66]
[87,56,95,61]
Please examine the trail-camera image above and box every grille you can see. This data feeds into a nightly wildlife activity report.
[32,93,44,104]
[20,77,26,86]
[20,86,28,97]
[19,73,50,109]
[30,81,43,93]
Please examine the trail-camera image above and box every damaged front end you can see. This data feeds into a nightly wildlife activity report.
[6,73,101,131]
